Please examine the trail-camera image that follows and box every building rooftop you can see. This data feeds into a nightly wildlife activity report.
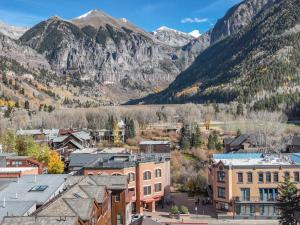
[72,131,91,141]
[70,152,170,170]
[213,153,263,160]
[1,216,79,225]
[0,174,68,206]
[0,167,38,173]
[0,201,36,221]
[89,175,128,190]
[38,197,94,221]
[140,141,170,145]
[289,135,300,146]
[213,153,300,167]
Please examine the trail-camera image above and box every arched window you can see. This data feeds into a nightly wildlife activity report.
[155,169,162,178]
[128,172,135,182]
[143,171,151,180]
[112,173,122,176]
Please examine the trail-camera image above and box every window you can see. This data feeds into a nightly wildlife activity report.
[240,188,250,201]
[266,172,271,183]
[143,171,151,180]
[29,185,48,192]
[273,172,279,182]
[294,172,300,182]
[259,188,278,202]
[129,188,135,196]
[117,214,123,225]
[128,172,135,182]
[112,173,122,176]
[284,172,290,181]
[217,187,225,199]
[143,186,151,196]
[236,204,255,215]
[258,172,264,183]
[155,169,162,178]
[12,161,22,167]
[217,171,225,182]
[247,172,253,183]
[154,183,162,192]
[237,173,243,183]
[114,194,121,202]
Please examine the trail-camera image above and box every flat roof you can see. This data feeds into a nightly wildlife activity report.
[213,153,263,160]
[0,167,37,173]
[213,153,299,167]
[140,141,170,145]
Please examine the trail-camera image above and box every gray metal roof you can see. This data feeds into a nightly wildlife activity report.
[290,135,300,146]
[131,216,162,225]
[69,154,99,168]
[0,201,36,221]
[140,141,170,145]
[90,175,128,190]
[72,131,91,141]
[0,175,68,206]
[1,216,79,225]
[69,152,170,170]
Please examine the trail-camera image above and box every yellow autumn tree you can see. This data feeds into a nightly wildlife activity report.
[47,151,64,174]
[113,121,122,147]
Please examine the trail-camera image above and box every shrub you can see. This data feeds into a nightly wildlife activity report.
[170,205,179,214]
[180,206,189,214]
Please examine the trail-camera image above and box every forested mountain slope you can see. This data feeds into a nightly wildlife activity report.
[135,0,300,112]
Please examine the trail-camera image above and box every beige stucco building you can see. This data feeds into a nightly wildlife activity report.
[210,153,300,219]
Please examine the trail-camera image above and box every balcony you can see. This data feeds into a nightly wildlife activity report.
[233,196,278,203]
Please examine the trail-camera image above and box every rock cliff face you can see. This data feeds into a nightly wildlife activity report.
[0,22,27,39]
[19,10,204,99]
[0,33,50,71]
[210,0,277,43]
[131,0,298,105]
[152,26,196,47]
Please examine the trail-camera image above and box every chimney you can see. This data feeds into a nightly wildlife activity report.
[34,175,37,183]
[3,197,6,208]
[15,193,18,199]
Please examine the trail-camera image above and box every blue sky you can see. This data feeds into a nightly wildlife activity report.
[0,0,241,33]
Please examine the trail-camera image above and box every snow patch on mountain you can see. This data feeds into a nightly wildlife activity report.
[189,30,201,38]
[152,26,196,47]
[0,22,28,39]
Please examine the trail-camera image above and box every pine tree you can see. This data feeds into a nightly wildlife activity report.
[236,103,244,116]
[236,129,242,137]
[24,100,30,110]
[277,178,300,225]
[125,118,135,140]
[207,134,215,150]
[193,125,203,148]
[180,125,191,150]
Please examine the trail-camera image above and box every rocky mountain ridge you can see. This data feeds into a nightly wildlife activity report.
[134,0,300,113]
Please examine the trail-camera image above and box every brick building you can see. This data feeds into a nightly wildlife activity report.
[77,153,171,214]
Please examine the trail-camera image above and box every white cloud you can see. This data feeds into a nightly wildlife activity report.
[189,30,201,38]
[181,17,209,24]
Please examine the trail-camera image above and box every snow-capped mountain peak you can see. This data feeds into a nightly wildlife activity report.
[120,18,128,23]
[152,26,197,47]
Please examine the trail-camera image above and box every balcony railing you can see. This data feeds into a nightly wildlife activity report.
[233,196,278,203]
